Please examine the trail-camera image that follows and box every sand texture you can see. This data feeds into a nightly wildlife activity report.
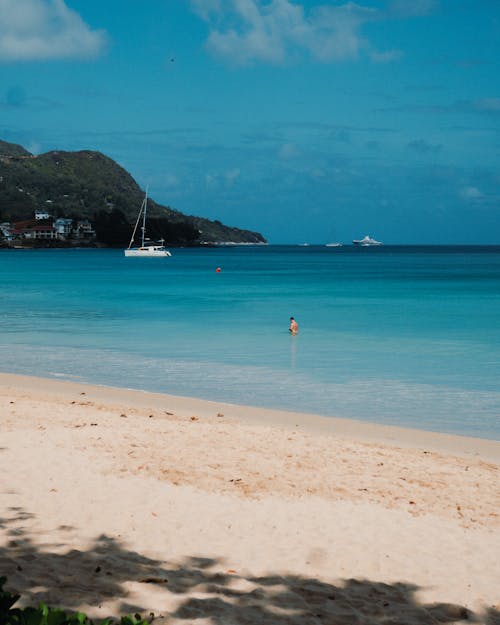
[1,373,499,624]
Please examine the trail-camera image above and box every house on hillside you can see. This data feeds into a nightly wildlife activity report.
[74,219,95,239]
[2,210,97,243]
[0,222,14,241]
[54,218,73,238]
[23,224,58,240]
[12,219,58,240]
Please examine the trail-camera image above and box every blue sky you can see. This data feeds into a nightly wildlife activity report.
[1,0,499,243]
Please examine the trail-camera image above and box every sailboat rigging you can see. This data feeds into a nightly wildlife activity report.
[124,188,172,257]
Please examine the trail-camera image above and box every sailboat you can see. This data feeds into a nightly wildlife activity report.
[124,189,172,257]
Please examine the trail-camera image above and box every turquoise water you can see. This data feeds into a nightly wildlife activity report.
[1,245,499,439]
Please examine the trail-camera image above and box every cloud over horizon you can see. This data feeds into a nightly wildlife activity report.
[0,0,107,62]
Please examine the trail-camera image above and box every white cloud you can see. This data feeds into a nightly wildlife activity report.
[190,0,222,21]
[278,142,300,159]
[475,98,500,112]
[204,168,241,188]
[191,0,393,65]
[0,0,107,62]
[205,173,217,188]
[310,167,327,179]
[460,186,483,200]
[164,173,180,188]
[225,168,241,183]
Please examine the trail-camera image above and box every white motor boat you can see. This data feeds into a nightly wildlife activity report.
[124,189,172,257]
[352,235,383,246]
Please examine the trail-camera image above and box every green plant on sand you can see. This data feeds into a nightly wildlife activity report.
[0,577,151,625]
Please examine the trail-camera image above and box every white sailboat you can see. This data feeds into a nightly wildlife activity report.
[124,189,172,257]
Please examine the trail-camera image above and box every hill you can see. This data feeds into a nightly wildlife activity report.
[0,139,31,157]
[0,140,266,246]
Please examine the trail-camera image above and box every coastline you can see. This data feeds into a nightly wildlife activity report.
[1,372,498,460]
[1,371,499,623]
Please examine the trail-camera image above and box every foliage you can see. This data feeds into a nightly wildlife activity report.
[93,209,132,246]
[145,217,199,245]
[0,140,31,157]
[0,577,151,625]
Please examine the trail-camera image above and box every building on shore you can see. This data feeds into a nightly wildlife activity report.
[1,212,96,243]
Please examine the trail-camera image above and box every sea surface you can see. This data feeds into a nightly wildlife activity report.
[1,245,499,440]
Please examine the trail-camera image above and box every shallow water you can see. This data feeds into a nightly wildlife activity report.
[1,245,499,439]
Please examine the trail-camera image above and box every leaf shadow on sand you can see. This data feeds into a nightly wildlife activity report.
[0,507,497,624]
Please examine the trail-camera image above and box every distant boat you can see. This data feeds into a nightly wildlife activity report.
[352,235,383,246]
[124,189,172,257]
[325,242,343,247]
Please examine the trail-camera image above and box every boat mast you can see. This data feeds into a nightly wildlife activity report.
[141,187,148,247]
[127,189,147,250]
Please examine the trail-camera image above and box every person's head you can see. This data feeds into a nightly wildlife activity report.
[290,316,294,321]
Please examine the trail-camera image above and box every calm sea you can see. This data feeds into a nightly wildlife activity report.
[1,245,499,439]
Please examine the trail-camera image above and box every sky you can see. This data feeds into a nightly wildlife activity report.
[1,0,499,244]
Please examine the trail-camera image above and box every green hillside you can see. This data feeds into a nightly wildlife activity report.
[0,141,266,246]
[0,139,31,157]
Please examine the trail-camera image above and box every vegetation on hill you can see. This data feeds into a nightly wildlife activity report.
[0,139,31,158]
[0,140,266,246]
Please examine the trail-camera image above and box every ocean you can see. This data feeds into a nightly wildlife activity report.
[1,245,499,440]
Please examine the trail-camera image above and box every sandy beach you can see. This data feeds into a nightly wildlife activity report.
[1,372,499,624]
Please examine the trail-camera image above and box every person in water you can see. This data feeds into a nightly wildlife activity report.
[289,316,298,335]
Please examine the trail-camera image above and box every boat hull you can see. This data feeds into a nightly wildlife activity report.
[124,247,171,257]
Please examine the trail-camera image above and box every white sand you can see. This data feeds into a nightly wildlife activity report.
[1,373,499,624]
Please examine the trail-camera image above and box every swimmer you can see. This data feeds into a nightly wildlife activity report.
[289,316,298,335]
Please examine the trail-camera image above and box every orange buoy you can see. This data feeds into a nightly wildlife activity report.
[215,267,221,273]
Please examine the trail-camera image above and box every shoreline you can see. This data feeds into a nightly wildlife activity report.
[1,371,499,622]
[1,372,499,461]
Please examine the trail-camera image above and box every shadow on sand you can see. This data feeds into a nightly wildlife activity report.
[1,507,498,624]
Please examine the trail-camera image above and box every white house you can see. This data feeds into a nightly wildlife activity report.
[74,219,95,238]
[22,225,58,240]
[0,222,14,241]
[54,218,73,238]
